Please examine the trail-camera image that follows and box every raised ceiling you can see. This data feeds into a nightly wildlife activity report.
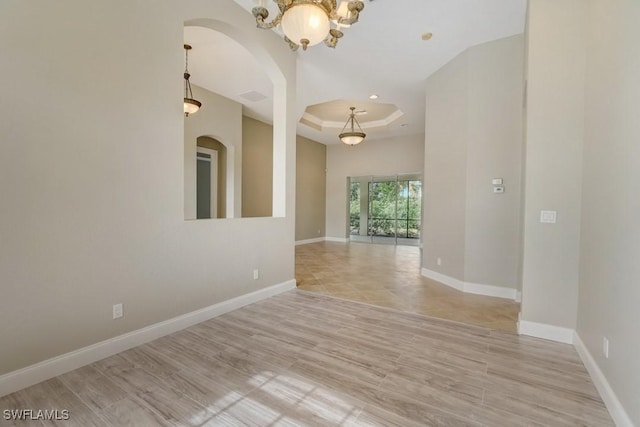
[186,0,526,144]
[301,99,404,137]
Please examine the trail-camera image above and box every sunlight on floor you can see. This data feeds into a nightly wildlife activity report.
[195,372,360,426]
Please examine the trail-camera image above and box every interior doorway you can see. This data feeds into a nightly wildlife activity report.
[349,174,422,246]
[196,147,218,219]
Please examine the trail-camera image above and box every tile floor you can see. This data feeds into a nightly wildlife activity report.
[295,241,520,332]
[0,291,613,426]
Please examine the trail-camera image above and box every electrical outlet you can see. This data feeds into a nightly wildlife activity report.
[437,257,442,266]
[112,303,123,319]
[253,269,259,280]
[603,337,609,359]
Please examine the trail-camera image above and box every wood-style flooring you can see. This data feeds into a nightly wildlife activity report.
[0,291,612,426]
[296,242,520,332]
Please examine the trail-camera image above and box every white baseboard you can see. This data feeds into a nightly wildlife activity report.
[295,237,325,246]
[324,237,349,243]
[464,281,518,300]
[517,320,574,344]
[573,333,634,427]
[421,268,517,301]
[515,321,631,426]
[421,268,464,291]
[0,279,296,398]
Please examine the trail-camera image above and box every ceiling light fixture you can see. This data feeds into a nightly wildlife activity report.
[252,0,365,51]
[369,94,379,100]
[183,44,201,117]
[339,107,366,146]
[421,32,433,41]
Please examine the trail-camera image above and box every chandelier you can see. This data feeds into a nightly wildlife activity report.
[339,107,366,145]
[183,44,201,117]
[252,0,365,51]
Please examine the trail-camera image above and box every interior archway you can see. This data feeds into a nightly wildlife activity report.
[184,19,289,218]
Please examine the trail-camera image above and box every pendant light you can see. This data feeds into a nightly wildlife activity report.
[252,0,365,51]
[183,44,201,117]
[339,107,366,145]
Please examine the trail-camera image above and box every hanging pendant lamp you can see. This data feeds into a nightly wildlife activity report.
[339,107,366,145]
[183,44,201,117]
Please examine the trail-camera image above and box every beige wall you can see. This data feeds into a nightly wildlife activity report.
[423,35,525,289]
[423,52,469,280]
[242,116,273,217]
[185,85,241,219]
[296,136,327,241]
[325,135,425,239]
[240,117,327,235]
[520,0,586,329]
[465,35,525,289]
[577,0,640,423]
[0,0,297,375]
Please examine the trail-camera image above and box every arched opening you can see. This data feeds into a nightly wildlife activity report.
[183,18,289,220]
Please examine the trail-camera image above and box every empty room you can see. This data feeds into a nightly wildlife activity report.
[0,0,638,426]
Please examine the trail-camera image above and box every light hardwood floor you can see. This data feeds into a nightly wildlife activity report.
[296,242,520,332]
[0,291,612,426]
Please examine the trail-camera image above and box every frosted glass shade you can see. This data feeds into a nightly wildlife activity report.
[339,132,365,145]
[184,98,201,116]
[281,3,330,47]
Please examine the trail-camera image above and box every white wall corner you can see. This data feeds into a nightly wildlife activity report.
[517,319,574,344]
[421,268,517,300]
[573,333,634,427]
[0,279,296,398]
[295,237,325,246]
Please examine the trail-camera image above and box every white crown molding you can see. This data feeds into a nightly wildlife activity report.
[573,333,634,427]
[517,320,574,344]
[301,109,405,132]
[421,268,517,300]
[300,112,324,129]
[0,279,296,398]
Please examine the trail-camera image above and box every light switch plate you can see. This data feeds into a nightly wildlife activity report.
[112,303,123,319]
[492,178,503,185]
[540,210,557,223]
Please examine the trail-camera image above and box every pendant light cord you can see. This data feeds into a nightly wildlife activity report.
[184,45,193,99]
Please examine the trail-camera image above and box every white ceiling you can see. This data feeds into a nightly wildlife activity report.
[186,0,526,144]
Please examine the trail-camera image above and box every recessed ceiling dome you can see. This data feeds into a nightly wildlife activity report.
[300,99,404,134]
